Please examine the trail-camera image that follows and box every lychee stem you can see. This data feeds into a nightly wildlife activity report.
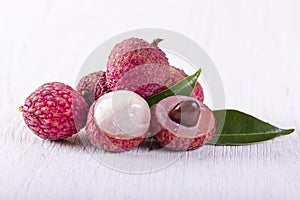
[81,90,86,97]
[151,38,163,47]
[19,106,23,112]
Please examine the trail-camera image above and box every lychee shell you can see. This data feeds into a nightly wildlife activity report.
[114,64,204,102]
[106,37,169,90]
[76,71,109,106]
[21,82,89,140]
[173,67,204,102]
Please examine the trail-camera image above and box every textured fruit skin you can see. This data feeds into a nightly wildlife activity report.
[191,83,204,102]
[151,96,215,151]
[153,127,214,150]
[114,64,204,101]
[21,82,89,140]
[173,67,204,102]
[86,100,147,152]
[106,37,169,90]
[76,71,109,106]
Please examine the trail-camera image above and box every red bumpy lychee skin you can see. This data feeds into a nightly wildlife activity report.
[151,96,215,151]
[76,71,110,106]
[173,67,204,102]
[114,64,204,102]
[20,82,89,140]
[106,37,169,90]
[86,90,151,152]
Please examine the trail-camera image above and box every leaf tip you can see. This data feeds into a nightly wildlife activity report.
[195,68,201,77]
[283,128,295,135]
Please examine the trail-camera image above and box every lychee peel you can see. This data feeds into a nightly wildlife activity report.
[76,71,109,106]
[151,96,215,150]
[86,90,151,152]
[173,67,204,102]
[21,82,89,140]
[114,64,204,101]
[106,37,169,90]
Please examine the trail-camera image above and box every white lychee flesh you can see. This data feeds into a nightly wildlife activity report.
[94,90,150,138]
[86,90,151,152]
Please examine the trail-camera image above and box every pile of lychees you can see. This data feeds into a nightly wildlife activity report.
[20,38,216,152]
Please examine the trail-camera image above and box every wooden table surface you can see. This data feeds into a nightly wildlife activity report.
[1,0,299,199]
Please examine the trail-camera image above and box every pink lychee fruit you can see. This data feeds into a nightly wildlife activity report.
[151,95,215,151]
[114,63,204,102]
[173,67,204,102]
[86,90,151,152]
[76,71,110,106]
[106,37,169,90]
[20,82,89,140]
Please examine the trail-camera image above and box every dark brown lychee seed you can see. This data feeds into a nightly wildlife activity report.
[168,100,200,127]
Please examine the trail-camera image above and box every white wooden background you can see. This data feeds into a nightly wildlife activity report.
[1,0,300,199]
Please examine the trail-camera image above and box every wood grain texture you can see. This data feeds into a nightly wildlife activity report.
[0,0,300,199]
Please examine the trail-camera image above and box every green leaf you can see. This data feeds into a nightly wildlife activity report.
[146,69,294,145]
[146,69,201,107]
[207,109,295,145]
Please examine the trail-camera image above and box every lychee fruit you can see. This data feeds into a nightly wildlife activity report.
[76,71,110,106]
[20,82,89,140]
[151,95,215,150]
[106,37,169,90]
[114,63,204,102]
[173,66,204,102]
[86,90,151,152]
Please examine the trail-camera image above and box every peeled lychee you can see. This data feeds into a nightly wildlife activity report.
[20,82,89,140]
[151,96,215,150]
[106,37,169,90]
[76,71,109,106]
[86,90,151,152]
[114,63,204,101]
